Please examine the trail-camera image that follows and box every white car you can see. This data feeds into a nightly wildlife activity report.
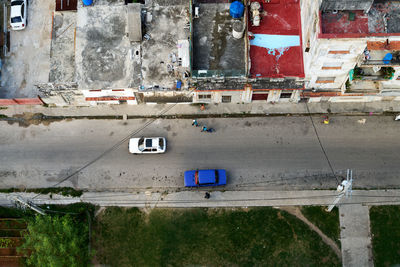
[10,0,27,30]
[129,137,166,154]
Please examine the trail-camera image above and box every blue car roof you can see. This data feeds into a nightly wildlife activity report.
[198,170,216,184]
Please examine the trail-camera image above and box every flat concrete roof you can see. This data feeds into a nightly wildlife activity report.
[75,3,141,89]
[141,3,190,88]
[192,3,245,74]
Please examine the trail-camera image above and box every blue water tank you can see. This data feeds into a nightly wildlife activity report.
[383,53,393,64]
[230,1,244,19]
[82,0,93,6]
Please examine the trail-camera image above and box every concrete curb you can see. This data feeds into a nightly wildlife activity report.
[2,190,400,208]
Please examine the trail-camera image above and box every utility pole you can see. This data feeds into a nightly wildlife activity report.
[11,196,46,215]
[326,169,353,212]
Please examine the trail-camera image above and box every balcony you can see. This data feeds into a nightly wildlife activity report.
[361,50,400,67]
[352,66,395,81]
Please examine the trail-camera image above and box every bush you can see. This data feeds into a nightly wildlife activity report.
[18,215,89,266]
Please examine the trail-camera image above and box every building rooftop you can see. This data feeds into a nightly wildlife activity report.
[195,78,304,91]
[248,0,304,78]
[141,3,190,89]
[192,3,245,77]
[75,3,140,89]
[320,0,400,38]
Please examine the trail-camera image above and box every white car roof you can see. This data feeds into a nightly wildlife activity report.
[10,1,23,18]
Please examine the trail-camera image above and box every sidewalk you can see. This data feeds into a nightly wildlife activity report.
[2,189,399,207]
[339,204,374,267]
[1,100,400,118]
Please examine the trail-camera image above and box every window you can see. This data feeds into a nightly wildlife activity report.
[222,95,231,103]
[280,92,292,98]
[198,94,211,100]
[322,62,342,70]
[328,50,349,54]
[316,77,335,83]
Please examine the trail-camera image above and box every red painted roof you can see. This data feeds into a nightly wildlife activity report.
[248,0,304,78]
[319,2,400,38]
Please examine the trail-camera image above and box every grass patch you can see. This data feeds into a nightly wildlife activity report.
[0,187,83,197]
[370,206,400,266]
[301,206,340,246]
[92,207,340,266]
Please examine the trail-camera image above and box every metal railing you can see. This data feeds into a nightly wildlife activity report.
[361,59,400,66]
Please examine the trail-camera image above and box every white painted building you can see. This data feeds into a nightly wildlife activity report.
[301,0,400,95]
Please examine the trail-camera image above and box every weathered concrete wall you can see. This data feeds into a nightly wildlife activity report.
[142,90,193,103]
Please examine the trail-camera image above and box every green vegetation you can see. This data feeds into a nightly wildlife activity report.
[381,67,395,80]
[0,206,34,218]
[92,207,340,266]
[301,206,340,246]
[0,204,94,267]
[370,206,400,267]
[0,187,83,197]
[18,214,90,266]
[0,238,13,248]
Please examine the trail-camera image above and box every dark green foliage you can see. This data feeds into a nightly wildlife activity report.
[18,214,90,267]
[381,67,395,80]
[93,207,340,267]
[370,206,400,267]
[0,187,83,197]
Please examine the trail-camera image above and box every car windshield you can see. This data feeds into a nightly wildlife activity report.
[138,138,144,151]
[11,1,23,6]
[11,16,22,23]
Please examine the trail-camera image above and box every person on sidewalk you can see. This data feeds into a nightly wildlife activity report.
[192,119,199,127]
[204,192,210,199]
[200,104,205,111]
[323,116,330,125]
[201,125,208,132]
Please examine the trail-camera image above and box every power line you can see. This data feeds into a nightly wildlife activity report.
[302,92,339,184]
[31,90,195,200]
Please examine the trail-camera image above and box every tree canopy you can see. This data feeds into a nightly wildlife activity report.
[18,214,89,267]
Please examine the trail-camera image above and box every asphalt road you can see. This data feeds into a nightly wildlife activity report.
[0,116,399,191]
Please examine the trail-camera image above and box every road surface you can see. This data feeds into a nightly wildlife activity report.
[0,115,399,191]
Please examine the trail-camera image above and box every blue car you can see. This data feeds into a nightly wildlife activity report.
[184,169,227,187]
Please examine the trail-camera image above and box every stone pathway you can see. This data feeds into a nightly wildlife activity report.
[339,204,374,267]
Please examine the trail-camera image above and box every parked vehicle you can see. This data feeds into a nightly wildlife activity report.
[129,137,166,154]
[184,169,227,187]
[10,0,27,30]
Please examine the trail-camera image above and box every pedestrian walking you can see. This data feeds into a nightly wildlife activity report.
[204,192,210,199]
[201,125,208,132]
[200,104,205,111]
[323,116,330,125]
[192,119,199,127]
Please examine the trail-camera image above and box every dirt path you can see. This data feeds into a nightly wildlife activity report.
[280,206,342,260]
